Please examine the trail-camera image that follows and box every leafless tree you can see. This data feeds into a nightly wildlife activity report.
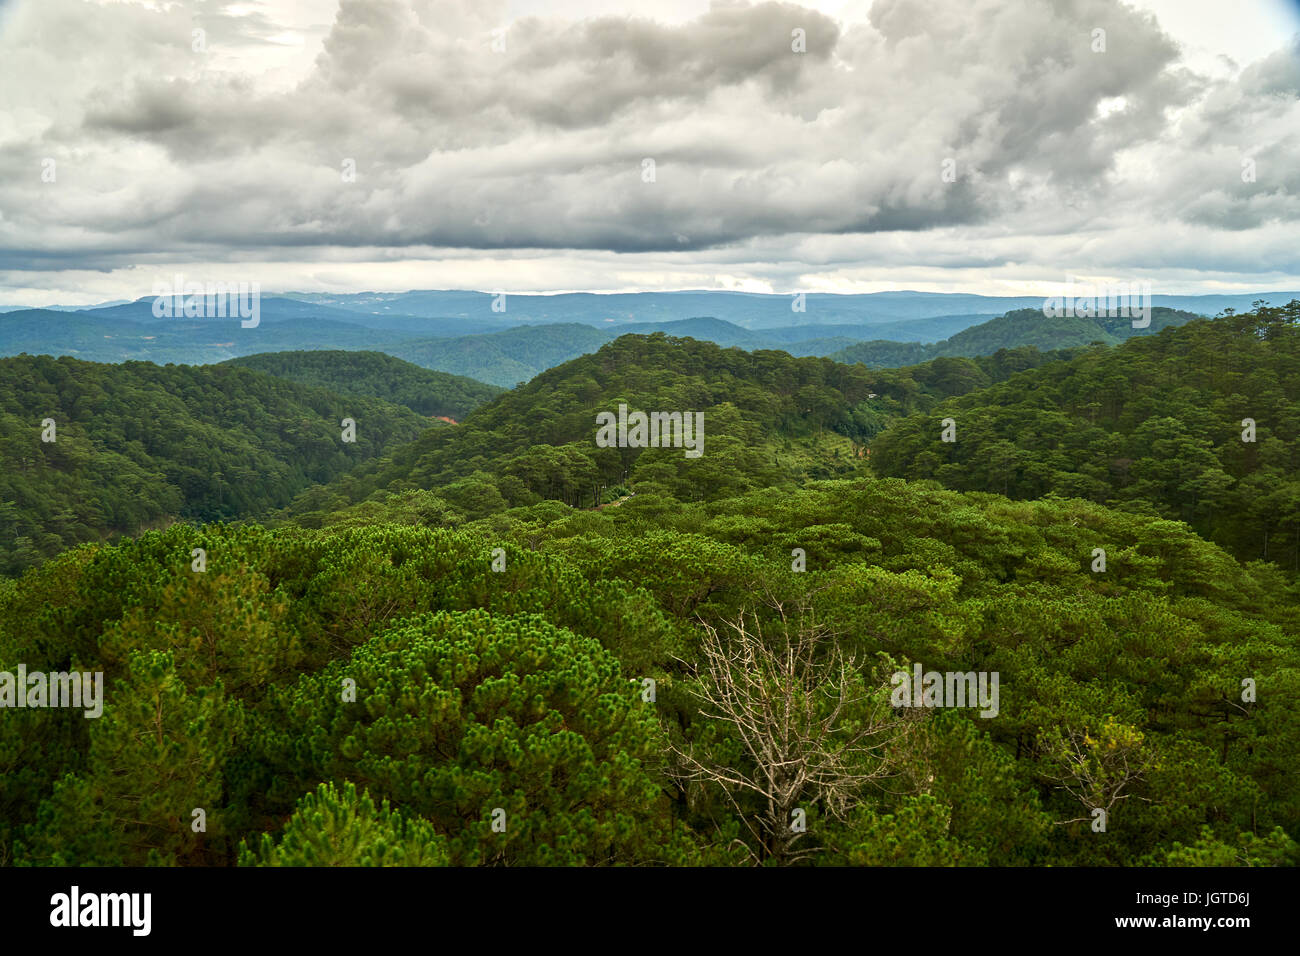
[670,599,912,865]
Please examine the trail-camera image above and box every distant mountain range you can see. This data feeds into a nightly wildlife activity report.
[2,289,1297,387]
[0,295,1006,383]
[6,288,1298,326]
[0,300,134,313]
[269,289,1300,330]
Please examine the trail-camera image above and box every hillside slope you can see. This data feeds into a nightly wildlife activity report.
[223,351,503,420]
[871,301,1300,566]
[277,334,1091,528]
[833,307,1200,368]
[277,333,895,523]
[0,355,435,573]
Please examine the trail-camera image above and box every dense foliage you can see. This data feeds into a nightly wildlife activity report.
[279,333,1061,523]
[0,354,434,574]
[2,477,1294,866]
[871,301,1300,569]
[1,303,1297,867]
[223,350,503,420]
[280,335,1111,526]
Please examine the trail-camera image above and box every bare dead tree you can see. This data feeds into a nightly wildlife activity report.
[669,600,912,865]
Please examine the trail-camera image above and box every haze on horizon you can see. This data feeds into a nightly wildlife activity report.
[0,0,1298,307]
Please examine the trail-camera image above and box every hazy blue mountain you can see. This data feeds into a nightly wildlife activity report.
[0,295,499,338]
[75,296,475,333]
[618,316,769,349]
[278,289,1036,329]
[0,299,132,313]
[397,323,615,387]
[0,308,417,364]
[754,314,1000,344]
[8,288,1294,387]
[0,309,125,358]
[276,288,1300,330]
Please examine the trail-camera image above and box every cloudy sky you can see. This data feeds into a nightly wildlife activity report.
[0,0,1297,306]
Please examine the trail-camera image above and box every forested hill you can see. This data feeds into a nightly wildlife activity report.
[832,306,1200,368]
[279,333,875,522]
[222,351,504,420]
[0,354,436,574]
[279,332,1065,525]
[871,301,1300,568]
[279,334,1103,527]
[0,333,1091,574]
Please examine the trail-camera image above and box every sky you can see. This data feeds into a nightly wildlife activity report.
[0,0,1297,305]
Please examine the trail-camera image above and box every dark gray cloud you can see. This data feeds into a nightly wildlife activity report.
[0,0,1295,284]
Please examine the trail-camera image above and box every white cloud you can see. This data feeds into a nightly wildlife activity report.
[0,0,1296,301]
